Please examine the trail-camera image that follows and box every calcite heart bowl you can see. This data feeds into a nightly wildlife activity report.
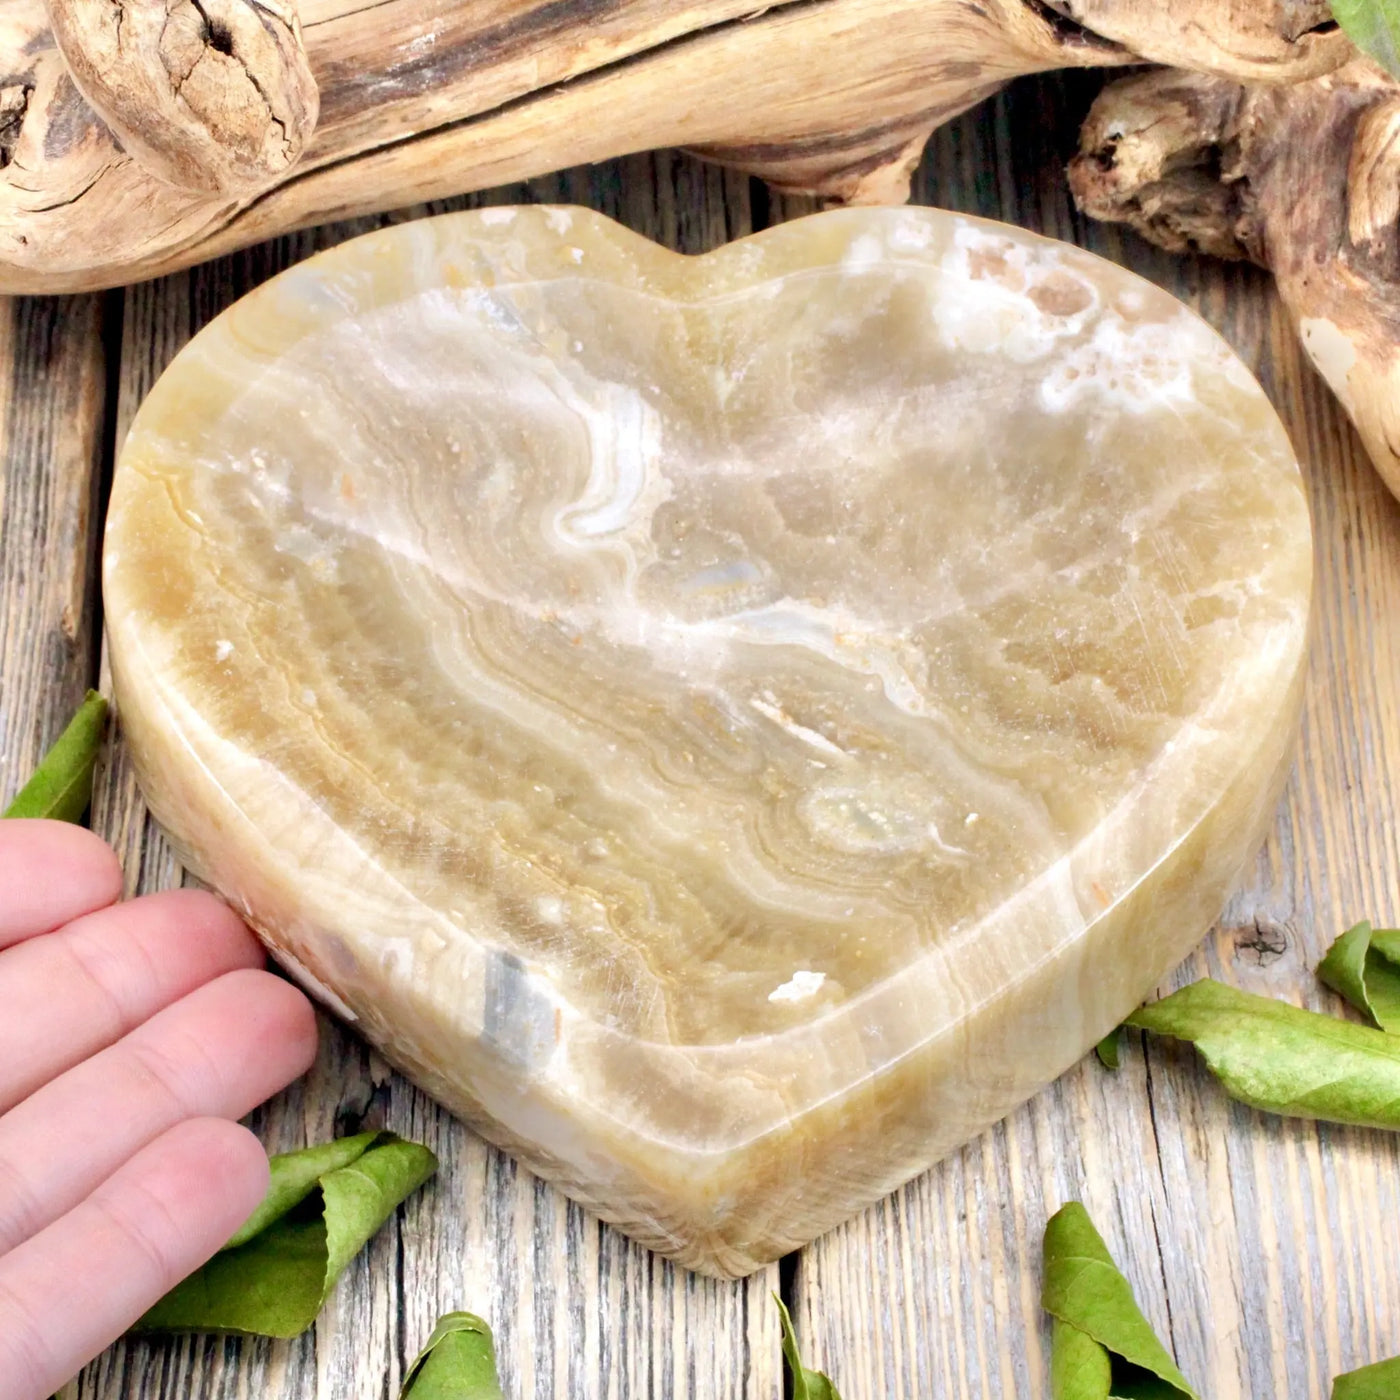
[103,205,1312,1277]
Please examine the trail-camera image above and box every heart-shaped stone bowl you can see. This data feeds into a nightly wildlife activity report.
[104,205,1312,1278]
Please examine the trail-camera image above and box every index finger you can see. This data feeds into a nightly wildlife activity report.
[0,820,123,947]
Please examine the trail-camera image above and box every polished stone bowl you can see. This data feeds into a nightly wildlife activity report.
[104,205,1311,1275]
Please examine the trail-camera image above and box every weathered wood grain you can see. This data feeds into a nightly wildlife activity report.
[794,74,1400,1400]
[72,150,782,1400]
[0,292,108,812]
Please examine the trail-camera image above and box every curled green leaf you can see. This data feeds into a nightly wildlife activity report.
[224,1131,385,1248]
[1318,921,1400,1034]
[775,1294,842,1400]
[1333,1354,1400,1399]
[1051,1314,1113,1399]
[1332,0,1400,79]
[1095,1028,1122,1070]
[2,690,107,823]
[136,1131,437,1338]
[1127,979,1400,1130]
[1042,1203,1197,1400]
[401,1312,505,1399]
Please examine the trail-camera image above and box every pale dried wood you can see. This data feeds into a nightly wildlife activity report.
[0,0,1354,295]
[69,150,782,1400]
[1056,0,1340,77]
[793,78,1400,1400]
[42,0,319,194]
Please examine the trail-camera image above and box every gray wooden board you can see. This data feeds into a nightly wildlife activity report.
[0,293,108,813]
[0,71,1391,1399]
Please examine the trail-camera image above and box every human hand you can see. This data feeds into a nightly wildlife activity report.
[0,820,319,1399]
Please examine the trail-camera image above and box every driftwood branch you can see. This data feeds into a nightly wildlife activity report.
[1070,58,1400,499]
[0,0,1350,293]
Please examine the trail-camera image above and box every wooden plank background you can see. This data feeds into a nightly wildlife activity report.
[0,70,1395,1398]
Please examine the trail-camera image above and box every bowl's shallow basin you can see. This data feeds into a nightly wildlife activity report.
[103,205,1312,1276]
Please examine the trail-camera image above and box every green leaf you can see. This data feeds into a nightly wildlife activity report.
[1127,980,1400,1129]
[1318,921,1400,1034]
[775,1294,842,1400]
[1042,1203,1198,1400]
[401,1312,505,1399]
[1051,1316,1112,1399]
[1095,1028,1122,1070]
[2,691,108,823]
[135,1131,437,1338]
[1332,1355,1400,1399]
[1332,0,1400,79]
[223,1131,384,1248]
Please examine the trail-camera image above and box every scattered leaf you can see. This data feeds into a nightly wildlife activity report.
[1127,980,1400,1130]
[1332,1354,1400,1399]
[1318,921,1400,1033]
[1042,1203,1198,1400]
[135,1131,437,1338]
[401,1312,505,1399]
[775,1294,842,1400]
[1332,0,1400,79]
[1050,1312,1113,1399]
[2,691,108,823]
[1095,1028,1122,1070]
[223,1131,388,1249]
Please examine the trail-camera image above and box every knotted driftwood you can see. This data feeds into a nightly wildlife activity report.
[2,0,1395,494]
[1072,59,1400,500]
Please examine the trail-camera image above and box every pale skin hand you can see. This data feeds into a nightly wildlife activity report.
[0,820,319,1400]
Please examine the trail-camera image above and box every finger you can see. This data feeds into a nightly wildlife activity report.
[0,1116,268,1400]
[0,820,122,947]
[0,968,316,1255]
[0,888,266,1114]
